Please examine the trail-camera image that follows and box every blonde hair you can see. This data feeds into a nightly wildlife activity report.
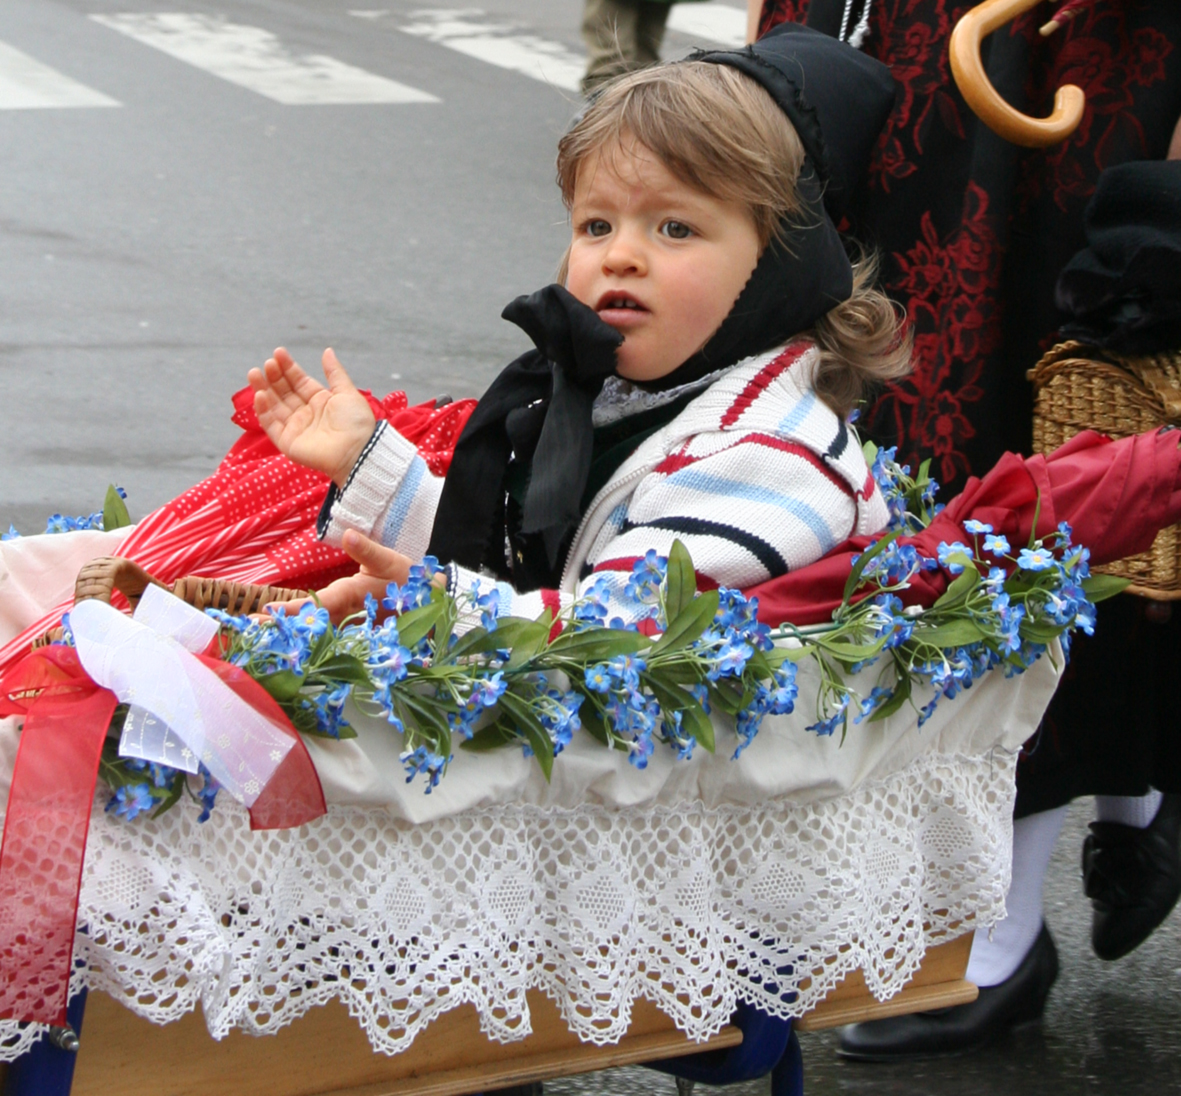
[556,61,911,415]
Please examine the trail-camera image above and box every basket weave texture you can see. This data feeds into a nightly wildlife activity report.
[34,558,309,646]
[1029,340,1181,599]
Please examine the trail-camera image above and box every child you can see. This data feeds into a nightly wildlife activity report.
[249,25,908,627]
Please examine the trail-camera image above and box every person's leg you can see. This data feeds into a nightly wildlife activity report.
[581,0,642,95]
[1086,789,1181,960]
[633,1,671,68]
[836,806,1066,1060]
[966,806,1067,986]
[1094,789,1164,828]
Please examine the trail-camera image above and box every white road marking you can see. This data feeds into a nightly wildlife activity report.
[399,9,583,93]
[90,13,438,104]
[348,9,390,18]
[0,40,119,109]
[666,2,747,47]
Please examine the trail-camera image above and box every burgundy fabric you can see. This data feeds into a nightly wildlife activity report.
[748,429,1181,626]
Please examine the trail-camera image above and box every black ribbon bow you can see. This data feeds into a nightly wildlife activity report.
[427,285,622,572]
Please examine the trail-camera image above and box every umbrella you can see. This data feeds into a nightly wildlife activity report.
[749,428,1181,626]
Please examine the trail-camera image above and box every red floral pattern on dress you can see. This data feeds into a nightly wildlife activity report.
[1016,7,1173,212]
[873,183,998,482]
[758,0,1176,491]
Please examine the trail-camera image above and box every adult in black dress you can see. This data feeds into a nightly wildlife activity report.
[753,0,1181,1057]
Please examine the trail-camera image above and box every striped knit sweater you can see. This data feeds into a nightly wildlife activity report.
[320,341,889,626]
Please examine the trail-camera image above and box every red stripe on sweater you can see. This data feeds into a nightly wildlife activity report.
[540,589,563,640]
[653,432,855,498]
[858,470,876,501]
[593,556,641,574]
[719,342,810,429]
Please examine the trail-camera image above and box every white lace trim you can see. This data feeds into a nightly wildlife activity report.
[591,361,750,427]
[0,747,1013,1060]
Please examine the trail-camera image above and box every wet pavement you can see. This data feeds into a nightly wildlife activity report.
[548,800,1181,1096]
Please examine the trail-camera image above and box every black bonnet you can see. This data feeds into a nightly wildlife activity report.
[694,23,896,221]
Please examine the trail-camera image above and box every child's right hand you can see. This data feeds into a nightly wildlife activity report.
[248,348,376,487]
[266,530,418,624]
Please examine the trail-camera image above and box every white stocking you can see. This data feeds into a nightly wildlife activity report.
[1095,788,1164,829]
[965,805,1068,988]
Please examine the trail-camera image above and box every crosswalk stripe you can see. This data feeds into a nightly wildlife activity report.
[0,40,119,109]
[398,10,583,93]
[666,3,747,48]
[90,13,438,105]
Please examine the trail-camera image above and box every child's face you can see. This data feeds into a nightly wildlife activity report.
[566,141,761,383]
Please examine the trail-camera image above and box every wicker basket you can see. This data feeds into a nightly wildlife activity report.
[1028,340,1181,599]
[34,557,309,646]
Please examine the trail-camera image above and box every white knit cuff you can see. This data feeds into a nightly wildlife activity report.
[323,422,419,546]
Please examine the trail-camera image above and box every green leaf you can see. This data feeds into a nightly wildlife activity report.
[862,439,878,465]
[933,565,980,610]
[1081,574,1131,603]
[150,770,186,818]
[707,681,745,716]
[678,695,715,753]
[446,618,547,662]
[578,700,612,746]
[917,458,932,484]
[868,674,911,723]
[254,669,305,702]
[649,589,720,655]
[547,629,650,662]
[663,539,698,623]
[461,718,519,752]
[397,692,453,760]
[506,621,553,670]
[1018,619,1066,643]
[816,636,887,661]
[843,530,902,603]
[308,655,371,686]
[498,691,554,781]
[914,619,987,648]
[1028,489,1043,549]
[102,485,132,531]
[394,601,447,649]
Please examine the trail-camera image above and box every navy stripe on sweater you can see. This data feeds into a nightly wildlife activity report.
[620,516,788,578]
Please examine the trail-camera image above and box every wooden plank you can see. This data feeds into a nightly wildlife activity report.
[70,990,741,1096]
[794,932,975,1032]
[68,932,975,1093]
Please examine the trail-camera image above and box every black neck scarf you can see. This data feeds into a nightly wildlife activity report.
[428,24,896,576]
[428,285,622,572]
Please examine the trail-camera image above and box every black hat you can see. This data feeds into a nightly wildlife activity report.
[696,23,896,219]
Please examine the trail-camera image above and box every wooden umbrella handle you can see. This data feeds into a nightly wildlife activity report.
[949,0,1086,148]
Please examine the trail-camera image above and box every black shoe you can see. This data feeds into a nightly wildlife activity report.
[835,925,1058,1061]
[1084,793,1181,962]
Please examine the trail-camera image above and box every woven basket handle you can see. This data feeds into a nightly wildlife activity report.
[73,556,311,615]
[1138,366,1181,422]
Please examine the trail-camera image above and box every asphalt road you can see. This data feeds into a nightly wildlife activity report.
[2,2,1180,1092]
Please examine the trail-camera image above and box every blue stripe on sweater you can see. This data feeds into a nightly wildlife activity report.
[381,455,426,547]
[775,389,817,436]
[663,467,839,553]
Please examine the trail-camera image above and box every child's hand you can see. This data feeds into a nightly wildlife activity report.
[267,530,418,624]
[248,348,376,487]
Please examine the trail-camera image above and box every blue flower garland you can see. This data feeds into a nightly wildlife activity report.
[88,451,1123,819]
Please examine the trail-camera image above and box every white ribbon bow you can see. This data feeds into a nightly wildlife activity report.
[71,585,294,806]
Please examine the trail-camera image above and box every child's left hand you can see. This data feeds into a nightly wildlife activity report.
[268,530,416,624]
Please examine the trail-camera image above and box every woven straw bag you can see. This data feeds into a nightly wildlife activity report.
[1028,340,1181,599]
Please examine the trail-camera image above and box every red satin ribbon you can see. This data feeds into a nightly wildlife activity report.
[0,645,326,1025]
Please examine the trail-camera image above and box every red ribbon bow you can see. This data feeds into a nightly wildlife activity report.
[0,645,325,1025]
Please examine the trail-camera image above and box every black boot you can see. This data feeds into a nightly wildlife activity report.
[1084,792,1181,962]
[836,925,1058,1061]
